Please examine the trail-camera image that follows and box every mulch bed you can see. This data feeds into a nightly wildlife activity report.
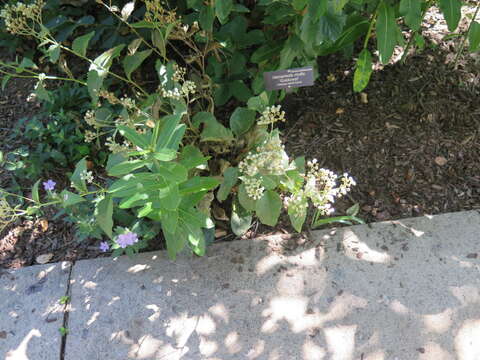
[1,14,479,269]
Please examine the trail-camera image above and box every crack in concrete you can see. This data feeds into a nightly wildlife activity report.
[59,262,74,360]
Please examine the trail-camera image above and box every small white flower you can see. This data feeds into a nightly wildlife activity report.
[80,170,94,184]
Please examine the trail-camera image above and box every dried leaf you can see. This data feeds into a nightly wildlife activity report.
[36,253,53,264]
[360,92,368,104]
[39,219,49,232]
[434,156,447,166]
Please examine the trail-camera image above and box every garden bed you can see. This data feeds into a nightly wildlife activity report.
[1,42,479,269]
[0,3,479,269]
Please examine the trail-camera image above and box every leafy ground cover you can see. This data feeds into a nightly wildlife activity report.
[0,3,479,269]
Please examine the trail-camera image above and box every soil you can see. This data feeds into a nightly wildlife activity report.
[1,8,479,269]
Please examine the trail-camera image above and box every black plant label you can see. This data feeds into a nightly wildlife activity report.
[263,66,314,91]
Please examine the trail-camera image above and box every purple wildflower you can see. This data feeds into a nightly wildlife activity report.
[99,241,110,252]
[116,232,139,249]
[43,179,56,191]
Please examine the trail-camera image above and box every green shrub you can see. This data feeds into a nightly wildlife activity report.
[0,0,477,257]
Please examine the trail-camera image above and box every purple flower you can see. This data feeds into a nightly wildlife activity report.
[116,232,139,249]
[99,241,110,252]
[43,179,56,191]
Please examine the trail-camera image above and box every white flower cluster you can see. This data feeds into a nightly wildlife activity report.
[160,81,196,100]
[84,130,96,143]
[1,0,44,35]
[242,176,264,200]
[239,135,289,177]
[84,110,96,127]
[181,80,196,96]
[172,64,186,82]
[258,105,286,126]
[161,87,182,100]
[80,170,94,184]
[120,96,136,110]
[106,137,131,153]
[284,191,309,217]
[239,135,290,199]
[301,159,356,216]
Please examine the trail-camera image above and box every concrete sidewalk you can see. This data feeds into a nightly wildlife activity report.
[1,211,480,360]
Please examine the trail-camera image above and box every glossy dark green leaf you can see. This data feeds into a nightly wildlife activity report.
[438,0,462,32]
[217,167,239,202]
[199,3,215,32]
[376,1,397,64]
[229,107,256,137]
[399,0,422,31]
[215,0,233,24]
[469,21,480,52]
[353,49,373,92]
[123,49,152,80]
[72,31,95,57]
[96,195,114,238]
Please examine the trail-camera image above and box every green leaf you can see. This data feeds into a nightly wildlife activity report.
[185,222,206,256]
[247,92,269,112]
[199,4,215,32]
[238,184,256,211]
[153,148,177,161]
[469,21,480,52]
[279,34,304,69]
[47,44,60,63]
[118,125,150,150]
[313,215,365,228]
[119,192,149,209]
[156,162,188,183]
[376,1,397,64]
[230,80,252,102]
[156,113,183,149]
[72,31,95,57]
[229,107,256,137]
[346,203,360,216]
[123,49,152,81]
[89,44,125,78]
[193,111,234,142]
[292,0,308,11]
[399,0,421,31]
[438,0,462,32]
[152,30,166,59]
[288,205,306,232]
[250,43,284,63]
[87,70,102,102]
[231,200,252,236]
[217,167,238,202]
[256,190,282,227]
[307,0,328,21]
[108,159,147,177]
[70,158,87,193]
[96,195,113,238]
[215,0,233,24]
[162,184,181,211]
[179,177,220,195]
[163,229,186,260]
[353,49,373,92]
[317,11,347,43]
[106,153,127,172]
[32,180,40,204]
[60,190,85,207]
[179,145,209,169]
[161,210,178,233]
